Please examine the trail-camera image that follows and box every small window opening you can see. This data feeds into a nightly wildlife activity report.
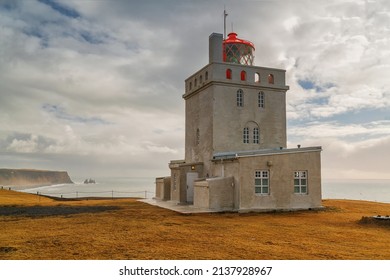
[226,69,232,79]
[268,74,274,84]
[255,72,260,83]
[241,70,246,81]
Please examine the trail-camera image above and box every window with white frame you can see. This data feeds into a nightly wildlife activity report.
[253,127,259,144]
[243,127,249,143]
[294,171,307,194]
[258,91,265,108]
[237,89,243,107]
[255,170,269,194]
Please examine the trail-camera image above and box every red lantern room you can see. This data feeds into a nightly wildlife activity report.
[223,32,255,65]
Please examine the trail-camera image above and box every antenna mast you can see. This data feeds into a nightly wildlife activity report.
[223,7,228,39]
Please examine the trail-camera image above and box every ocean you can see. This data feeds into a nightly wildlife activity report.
[16,177,390,203]
[20,177,156,199]
[321,179,390,203]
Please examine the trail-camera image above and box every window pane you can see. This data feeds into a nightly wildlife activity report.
[262,171,268,177]
[294,179,300,185]
[301,186,307,193]
[255,187,262,193]
[301,179,307,186]
[262,187,269,194]
[294,186,300,193]
[262,178,269,186]
[255,179,262,185]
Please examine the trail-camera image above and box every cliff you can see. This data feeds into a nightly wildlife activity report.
[0,169,73,187]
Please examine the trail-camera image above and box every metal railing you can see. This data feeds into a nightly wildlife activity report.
[1,187,154,199]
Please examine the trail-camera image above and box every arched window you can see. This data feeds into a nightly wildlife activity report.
[226,69,232,79]
[205,71,208,80]
[189,82,192,90]
[196,128,200,145]
[268,74,274,84]
[195,78,197,87]
[243,121,260,144]
[258,91,265,108]
[200,75,203,84]
[255,72,260,83]
[236,89,243,107]
[253,127,259,144]
[243,127,249,144]
[241,70,246,81]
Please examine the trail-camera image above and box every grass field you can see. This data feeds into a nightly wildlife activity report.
[0,189,389,260]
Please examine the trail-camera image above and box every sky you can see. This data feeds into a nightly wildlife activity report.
[0,0,389,180]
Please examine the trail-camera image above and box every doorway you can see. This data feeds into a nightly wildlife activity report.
[186,172,198,203]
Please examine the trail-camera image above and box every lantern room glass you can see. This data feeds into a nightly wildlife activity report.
[223,33,255,66]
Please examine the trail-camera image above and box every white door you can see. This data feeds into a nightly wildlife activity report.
[186,172,198,203]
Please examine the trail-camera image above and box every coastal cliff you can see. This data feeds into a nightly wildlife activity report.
[0,169,73,187]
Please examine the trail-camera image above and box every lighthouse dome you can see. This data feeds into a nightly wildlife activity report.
[223,32,255,65]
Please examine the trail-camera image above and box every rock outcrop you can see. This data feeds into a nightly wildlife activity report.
[0,169,73,187]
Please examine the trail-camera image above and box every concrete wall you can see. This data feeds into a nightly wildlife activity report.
[193,180,210,208]
[213,83,287,152]
[184,63,289,97]
[209,33,223,63]
[184,85,214,174]
[237,150,322,211]
[183,62,288,178]
[194,176,235,211]
[211,149,322,211]
[155,177,171,201]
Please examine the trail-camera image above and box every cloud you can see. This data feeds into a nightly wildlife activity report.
[0,0,389,179]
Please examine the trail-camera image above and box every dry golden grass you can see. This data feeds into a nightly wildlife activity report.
[1,189,389,260]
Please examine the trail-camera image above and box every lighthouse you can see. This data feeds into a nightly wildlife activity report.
[155,30,322,212]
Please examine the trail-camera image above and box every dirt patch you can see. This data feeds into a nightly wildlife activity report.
[0,246,17,253]
[0,205,120,217]
[359,216,390,227]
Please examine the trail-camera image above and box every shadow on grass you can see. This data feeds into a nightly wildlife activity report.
[0,205,120,217]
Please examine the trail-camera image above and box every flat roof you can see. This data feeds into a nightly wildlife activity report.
[212,146,322,161]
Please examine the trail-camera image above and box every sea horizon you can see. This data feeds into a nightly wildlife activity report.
[3,177,387,204]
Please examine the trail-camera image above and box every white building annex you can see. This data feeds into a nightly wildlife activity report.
[155,30,323,212]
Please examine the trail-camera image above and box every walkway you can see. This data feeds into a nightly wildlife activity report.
[140,198,222,214]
